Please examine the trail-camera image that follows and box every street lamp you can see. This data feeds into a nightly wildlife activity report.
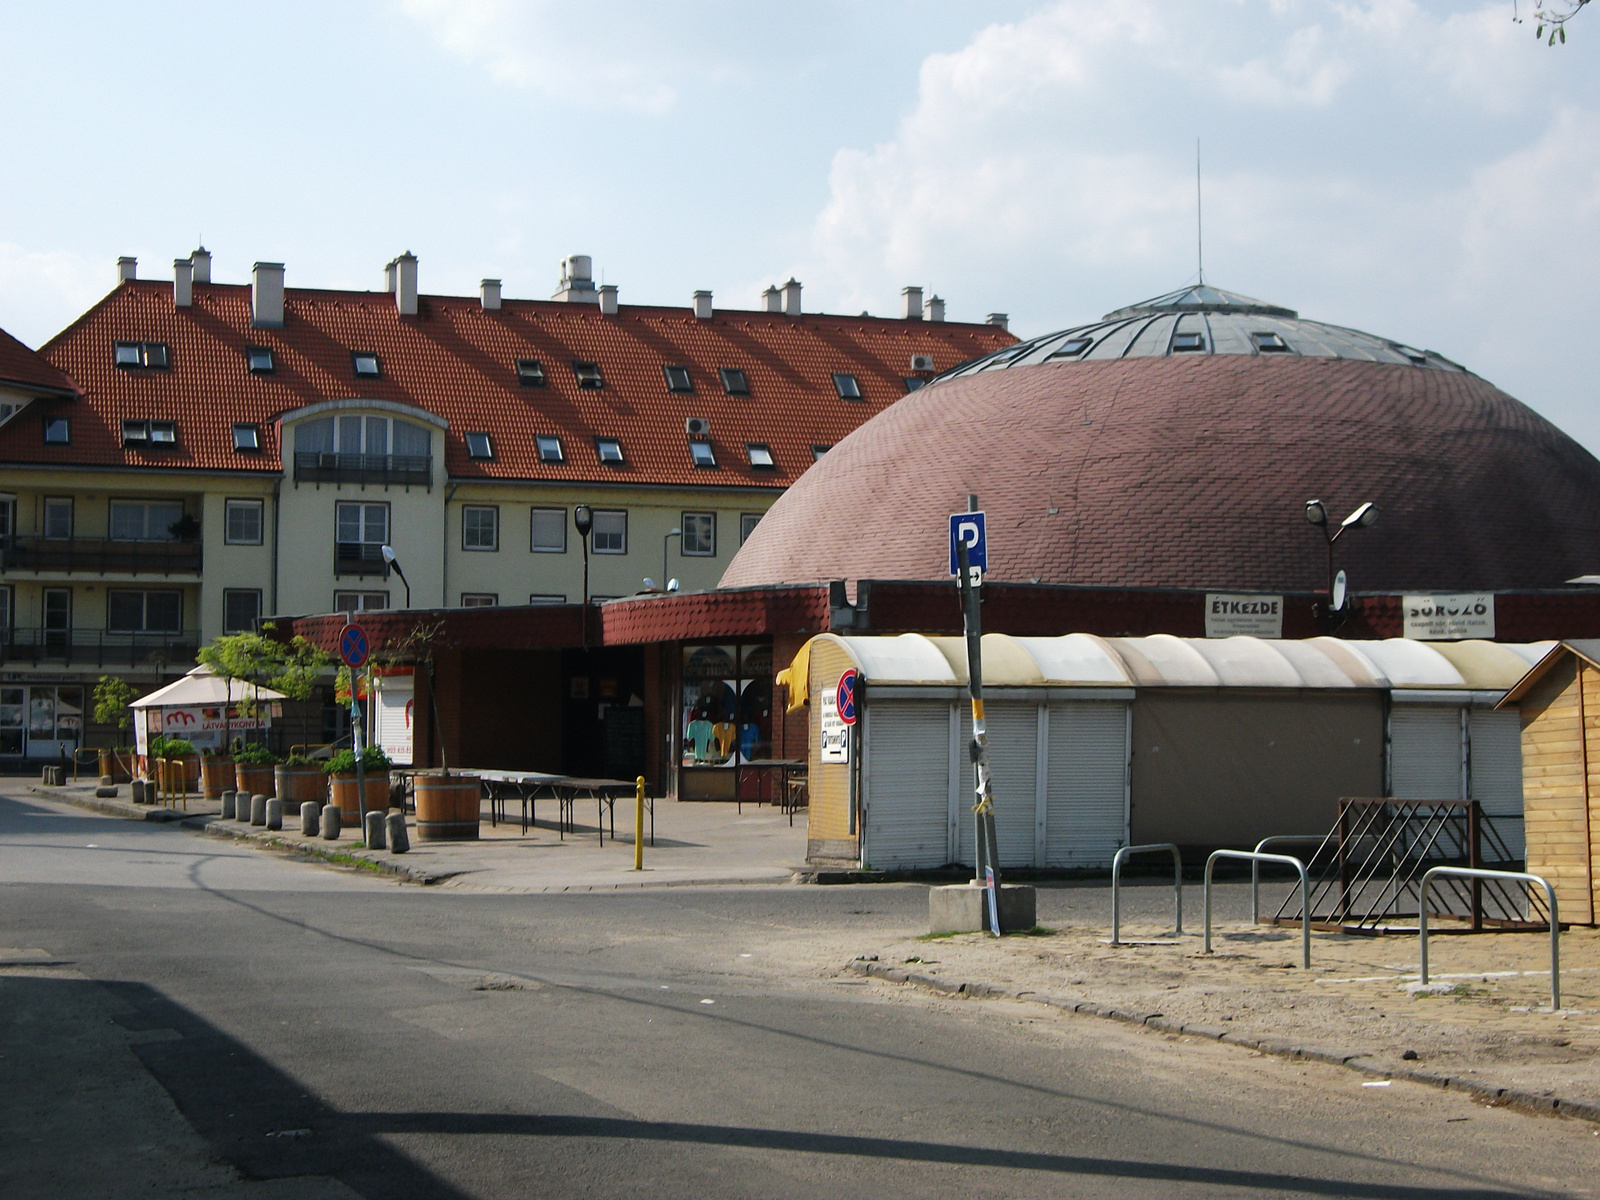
[573,505,593,648]
[663,527,681,595]
[1304,499,1377,630]
[380,544,410,608]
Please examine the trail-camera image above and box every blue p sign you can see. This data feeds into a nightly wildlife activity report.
[949,511,987,576]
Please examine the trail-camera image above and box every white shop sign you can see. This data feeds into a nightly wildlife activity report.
[375,671,414,766]
[1205,594,1283,638]
[819,688,850,764]
[1403,593,1495,641]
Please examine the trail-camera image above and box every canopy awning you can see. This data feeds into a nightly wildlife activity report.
[130,665,288,709]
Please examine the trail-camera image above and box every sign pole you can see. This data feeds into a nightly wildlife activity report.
[956,496,1001,935]
[340,622,372,837]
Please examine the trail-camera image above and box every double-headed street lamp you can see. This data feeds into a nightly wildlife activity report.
[574,505,593,648]
[1304,499,1377,630]
[381,544,410,608]
[662,527,681,594]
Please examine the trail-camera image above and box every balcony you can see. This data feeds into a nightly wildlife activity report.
[1,536,202,576]
[295,451,432,487]
[0,627,200,669]
[335,542,390,577]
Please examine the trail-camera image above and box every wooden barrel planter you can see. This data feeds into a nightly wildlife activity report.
[99,748,133,783]
[199,757,235,800]
[274,765,326,805]
[328,773,392,826]
[414,774,482,841]
[235,763,276,797]
[174,755,200,790]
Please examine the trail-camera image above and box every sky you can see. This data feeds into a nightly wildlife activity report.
[2,1,1598,448]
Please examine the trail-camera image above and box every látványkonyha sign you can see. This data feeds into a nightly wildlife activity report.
[1205,594,1283,638]
[1403,593,1495,640]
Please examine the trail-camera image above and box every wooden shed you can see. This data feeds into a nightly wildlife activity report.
[1498,640,1600,924]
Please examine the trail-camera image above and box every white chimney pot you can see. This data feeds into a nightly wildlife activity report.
[692,290,713,320]
[926,294,945,323]
[781,278,802,317]
[480,279,502,311]
[762,285,781,313]
[117,256,137,284]
[190,247,211,284]
[901,286,924,321]
[251,262,285,328]
[554,254,599,303]
[598,284,618,315]
[173,259,193,308]
[395,252,418,316]
[986,312,1009,331]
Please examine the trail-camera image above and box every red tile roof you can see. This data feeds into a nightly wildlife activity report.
[0,323,76,396]
[9,280,1013,484]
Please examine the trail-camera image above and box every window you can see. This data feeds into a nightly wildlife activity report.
[515,359,546,387]
[832,372,862,399]
[111,500,184,541]
[42,497,73,540]
[352,352,381,377]
[536,435,564,464]
[811,445,831,461]
[335,502,388,571]
[465,431,493,459]
[719,368,749,396]
[591,509,627,554]
[1049,336,1094,359]
[224,499,263,545]
[42,588,69,648]
[295,415,429,457]
[740,512,762,544]
[113,341,169,369]
[595,438,624,464]
[122,419,149,446]
[0,584,10,633]
[663,364,693,393]
[108,589,182,633]
[233,424,260,452]
[689,440,716,468]
[222,589,262,633]
[681,512,716,556]
[903,377,926,393]
[148,421,176,445]
[572,361,603,389]
[460,593,498,608]
[745,444,774,469]
[245,346,274,373]
[1251,331,1290,353]
[1171,331,1205,352]
[43,417,69,444]
[113,342,140,367]
[0,497,12,538]
[462,505,499,551]
[528,594,568,606]
[530,508,567,553]
[334,592,388,612]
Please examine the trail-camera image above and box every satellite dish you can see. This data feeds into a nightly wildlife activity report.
[1332,570,1348,613]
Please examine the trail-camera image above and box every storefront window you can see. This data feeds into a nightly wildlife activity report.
[680,642,772,768]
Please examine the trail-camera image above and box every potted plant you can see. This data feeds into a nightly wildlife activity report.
[199,745,235,799]
[275,751,327,806]
[323,746,392,827]
[92,675,137,781]
[233,741,280,797]
[148,735,198,792]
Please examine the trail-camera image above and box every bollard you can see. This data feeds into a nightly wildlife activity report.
[95,774,117,799]
[220,789,236,820]
[386,811,410,854]
[130,778,147,805]
[320,805,342,840]
[364,809,387,850]
[249,793,268,826]
[635,776,646,871]
[300,801,320,836]
[265,797,283,831]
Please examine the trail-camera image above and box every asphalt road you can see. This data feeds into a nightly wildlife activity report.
[3,786,1598,1199]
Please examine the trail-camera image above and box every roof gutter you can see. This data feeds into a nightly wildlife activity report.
[271,475,282,617]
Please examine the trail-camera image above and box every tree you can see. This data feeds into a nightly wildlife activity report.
[92,676,138,746]
[1516,0,1588,43]
[197,624,333,750]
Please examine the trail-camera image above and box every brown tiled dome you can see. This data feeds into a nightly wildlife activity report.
[722,350,1600,593]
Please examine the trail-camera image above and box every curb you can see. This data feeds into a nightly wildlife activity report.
[183,816,449,884]
[28,785,190,823]
[845,958,1600,1127]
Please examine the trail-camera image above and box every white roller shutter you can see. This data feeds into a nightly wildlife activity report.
[1469,708,1525,863]
[1389,706,1463,800]
[956,703,1038,869]
[1045,701,1129,869]
[862,701,953,871]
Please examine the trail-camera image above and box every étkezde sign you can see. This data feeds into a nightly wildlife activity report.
[1205,594,1283,638]
[1403,593,1495,640]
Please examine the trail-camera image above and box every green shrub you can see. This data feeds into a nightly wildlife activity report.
[232,743,280,765]
[323,746,392,775]
[149,736,196,758]
[281,752,320,767]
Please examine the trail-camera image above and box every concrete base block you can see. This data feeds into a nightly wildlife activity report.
[249,794,268,826]
[386,812,410,854]
[95,775,117,798]
[130,779,148,804]
[929,882,1037,935]
[364,810,387,850]
[300,802,320,836]
[265,798,283,831]
[219,790,236,820]
[320,806,342,840]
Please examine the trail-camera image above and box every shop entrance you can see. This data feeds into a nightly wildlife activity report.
[678,641,773,801]
[0,683,84,759]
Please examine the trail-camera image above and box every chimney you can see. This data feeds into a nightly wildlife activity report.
[117,256,137,284]
[251,262,285,328]
[692,290,713,320]
[394,251,418,316]
[762,285,781,313]
[986,312,1009,331]
[190,247,211,284]
[553,254,599,303]
[926,294,945,323]
[173,258,193,308]
[598,284,618,315]
[781,278,802,316]
[901,286,923,321]
[480,279,502,311]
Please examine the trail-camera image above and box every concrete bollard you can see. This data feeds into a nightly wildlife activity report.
[265,798,283,831]
[250,793,268,826]
[95,774,117,799]
[220,790,236,820]
[386,811,410,854]
[300,801,320,836]
[130,778,147,805]
[364,810,387,850]
[320,805,342,840]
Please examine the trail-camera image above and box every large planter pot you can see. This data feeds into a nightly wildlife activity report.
[172,755,200,790]
[414,774,481,841]
[328,773,392,826]
[99,748,132,783]
[275,765,326,805]
[200,757,235,800]
[235,763,276,797]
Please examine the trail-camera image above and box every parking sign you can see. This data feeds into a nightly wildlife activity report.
[949,511,987,576]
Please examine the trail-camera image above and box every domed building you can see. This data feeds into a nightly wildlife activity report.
[723,285,1600,595]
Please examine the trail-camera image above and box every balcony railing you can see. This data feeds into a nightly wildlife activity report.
[0,627,199,669]
[335,543,390,576]
[294,451,432,487]
[1,536,202,576]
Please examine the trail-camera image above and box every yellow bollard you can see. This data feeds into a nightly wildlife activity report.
[635,776,646,871]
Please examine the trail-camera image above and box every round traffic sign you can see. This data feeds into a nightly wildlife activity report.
[339,623,370,668]
[836,669,857,725]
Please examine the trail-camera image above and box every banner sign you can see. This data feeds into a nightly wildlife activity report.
[1204,594,1283,638]
[819,686,850,763]
[375,669,415,766]
[1403,593,1495,641]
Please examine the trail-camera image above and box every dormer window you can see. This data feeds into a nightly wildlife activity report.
[1171,331,1205,352]
[516,359,546,387]
[352,352,381,377]
[122,420,148,446]
[246,346,275,373]
[745,443,774,469]
[811,444,831,460]
[832,372,862,399]
[150,421,176,445]
[719,368,749,395]
[233,424,261,452]
[1049,336,1093,359]
[536,435,564,463]
[113,341,169,369]
[465,431,494,460]
[1251,331,1289,353]
[663,365,693,393]
[573,361,603,389]
[123,420,177,447]
[688,440,717,468]
[903,377,925,393]
[596,438,624,464]
[43,416,69,444]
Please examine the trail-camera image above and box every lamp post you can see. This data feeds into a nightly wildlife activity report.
[381,544,410,608]
[573,505,593,648]
[663,527,681,595]
[1304,499,1377,631]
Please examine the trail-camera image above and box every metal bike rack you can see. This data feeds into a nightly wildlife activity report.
[1251,836,1326,922]
[1206,850,1311,968]
[1419,866,1562,1011]
[1111,843,1182,945]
